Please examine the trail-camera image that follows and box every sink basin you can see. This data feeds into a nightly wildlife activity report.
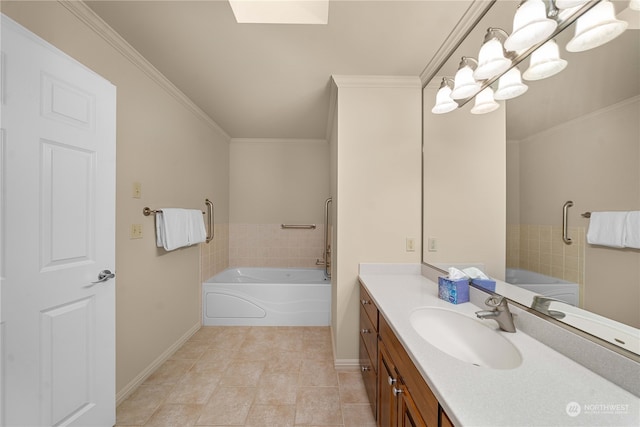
[410,307,522,369]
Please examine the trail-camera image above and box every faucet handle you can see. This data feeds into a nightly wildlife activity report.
[484,295,505,308]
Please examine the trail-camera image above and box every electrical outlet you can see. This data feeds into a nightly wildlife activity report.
[406,237,416,252]
[428,237,438,252]
[130,224,143,239]
[132,182,142,199]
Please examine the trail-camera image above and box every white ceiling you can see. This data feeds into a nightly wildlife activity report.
[86,0,475,139]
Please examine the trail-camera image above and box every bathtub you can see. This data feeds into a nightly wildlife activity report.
[202,267,331,326]
[505,268,579,306]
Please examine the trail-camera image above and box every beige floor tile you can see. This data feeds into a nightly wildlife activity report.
[115,384,173,426]
[337,372,370,404]
[196,386,256,425]
[263,352,303,374]
[219,360,266,387]
[165,369,222,405]
[144,403,202,427]
[298,360,338,387]
[143,359,195,386]
[197,346,238,367]
[341,404,376,426]
[245,404,296,426]
[170,340,211,361]
[255,372,299,405]
[295,387,342,425]
[190,327,223,343]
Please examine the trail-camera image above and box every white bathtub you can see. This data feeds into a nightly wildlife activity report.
[505,268,578,306]
[203,267,331,326]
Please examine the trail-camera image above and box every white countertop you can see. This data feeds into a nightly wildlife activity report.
[359,264,640,427]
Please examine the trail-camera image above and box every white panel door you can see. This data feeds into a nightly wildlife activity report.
[0,15,116,426]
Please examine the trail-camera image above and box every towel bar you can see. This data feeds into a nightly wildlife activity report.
[143,207,205,216]
[582,212,591,218]
[281,224,316,229]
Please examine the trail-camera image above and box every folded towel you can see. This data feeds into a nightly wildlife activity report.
[187,209,207,245]
[156,208,191,251]
[623,211,640,249]
[586,211,627,248]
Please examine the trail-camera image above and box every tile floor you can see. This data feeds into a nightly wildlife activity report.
[116,326,376,426]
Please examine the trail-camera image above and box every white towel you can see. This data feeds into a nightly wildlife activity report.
[623,211,640,249]
[187,209,207,245]
[586,211,627,248]
[156,208,191,251]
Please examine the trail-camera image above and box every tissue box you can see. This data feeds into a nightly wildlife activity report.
[471,278,496,292]
[438,276,470,304]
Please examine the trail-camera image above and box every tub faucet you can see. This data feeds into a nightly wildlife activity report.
[476,295,516,333]
[531,295,566,319]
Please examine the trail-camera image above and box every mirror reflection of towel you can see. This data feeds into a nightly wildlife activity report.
[624,211,640,249]
[586,212,627,248]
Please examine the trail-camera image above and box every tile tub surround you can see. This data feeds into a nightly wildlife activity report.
[229,223,326,269]
[115,326,374,426]
[200,223,230,283]
[359,264,639,426]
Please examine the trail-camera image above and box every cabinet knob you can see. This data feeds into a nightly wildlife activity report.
[388,376,397,386]
[361,328,371,334]
[361,365,371,372]
[361,299,370,305]
[393,386,403,397]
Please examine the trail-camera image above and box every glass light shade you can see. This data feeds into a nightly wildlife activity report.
[494,67,528,100]
[554,0,589,9]
[470,87,500,114]
[504,0,558,52]
[522,39,567,81]
[450,60,482,100]
[474,38,512,80]
[566,0,628,52]
[432,80,458,114]
[631,0,640,11]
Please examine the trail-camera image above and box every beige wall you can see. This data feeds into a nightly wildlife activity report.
[330,76,422,363]
[422,84,507,280]
[228,139,329,268]
[511,97,639,328]
[2,1,231,400]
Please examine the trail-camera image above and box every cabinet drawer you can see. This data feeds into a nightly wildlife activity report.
[360,307,377,369]
[359,283,378,330]
[359,335,377,418]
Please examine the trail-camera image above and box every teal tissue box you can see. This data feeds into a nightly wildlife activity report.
[471,278,496,292]
[438,276,470,304]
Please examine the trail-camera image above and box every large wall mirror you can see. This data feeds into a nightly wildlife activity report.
[422,0,639,357]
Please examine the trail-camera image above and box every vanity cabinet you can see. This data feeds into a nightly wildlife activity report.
[360,283,455,427]
[360,284,378,418]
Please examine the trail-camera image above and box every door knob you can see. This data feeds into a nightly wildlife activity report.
[91,269,115,284]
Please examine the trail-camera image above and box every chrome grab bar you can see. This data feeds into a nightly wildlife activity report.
[143,207,205,216]
[324,197,332,279]
[562,200,573,245]
[205,199,214,243]
[281,224,316,229]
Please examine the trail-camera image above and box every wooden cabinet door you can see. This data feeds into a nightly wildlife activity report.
[378,342,397,426]
[398,383,428,427]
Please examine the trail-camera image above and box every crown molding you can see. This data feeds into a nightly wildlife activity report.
[58,0,231,141]
[230,138,327,144]
[331,75,421,89]
[419,0,496,86]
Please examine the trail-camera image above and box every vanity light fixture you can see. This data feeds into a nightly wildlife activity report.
[566,0,628,52]
[431,78,459,114]
[470,87,500,114]
[504,0,558,52]
[450,57,482,100]
[554,0,590,9]
[474,28,514,80]
[522,39,567,80]
[494,67,529,100]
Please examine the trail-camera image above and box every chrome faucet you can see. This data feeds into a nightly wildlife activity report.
[476,295,516,332]
[531,295,566,319]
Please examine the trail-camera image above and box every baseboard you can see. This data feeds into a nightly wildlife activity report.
[334,358,361,371]
[115,321,201,406]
